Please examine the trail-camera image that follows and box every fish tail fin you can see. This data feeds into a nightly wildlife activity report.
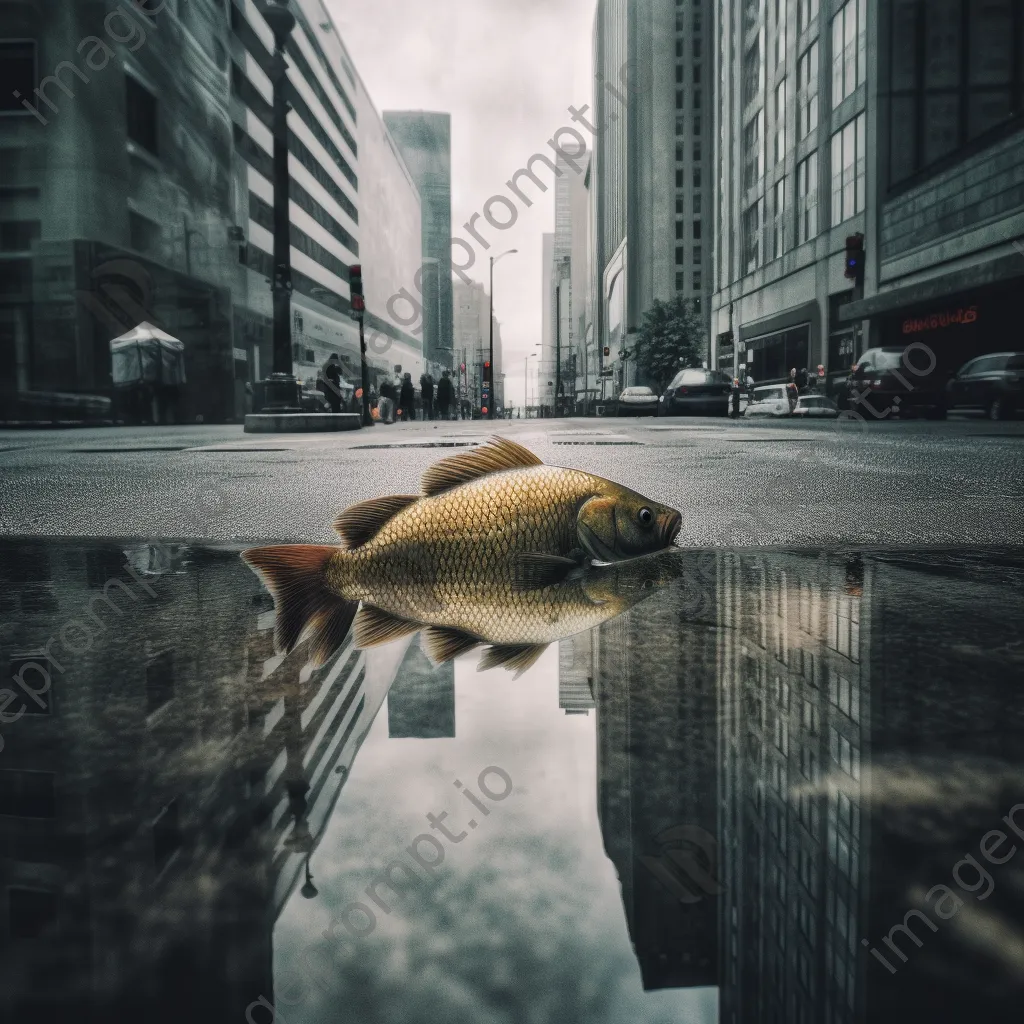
[241,545,355,666]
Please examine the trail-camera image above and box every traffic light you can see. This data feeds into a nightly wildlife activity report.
[603,347,610,357]
[844,234,865,286]
[348,263,365,317]
[460,362,466,373]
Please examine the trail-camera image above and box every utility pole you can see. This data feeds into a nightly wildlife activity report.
[260,0,299,412]
[555,284,562,418]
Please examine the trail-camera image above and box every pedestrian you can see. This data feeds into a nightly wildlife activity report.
[796,367,809,393]
[420,372,435,421]
[436,369,453,421]
[321,354,343,413]
[745,371,755,403]
[378,377,396,423]
[730,377,742,419]
[399,373,415,422]
[787,368,799,414]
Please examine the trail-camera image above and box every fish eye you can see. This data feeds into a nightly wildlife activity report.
[638,507,653,526]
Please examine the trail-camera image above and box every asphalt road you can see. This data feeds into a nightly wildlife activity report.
[0,415,1021,546]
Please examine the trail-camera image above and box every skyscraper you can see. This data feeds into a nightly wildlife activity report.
[383,111,454,370]
[592,0,714,399]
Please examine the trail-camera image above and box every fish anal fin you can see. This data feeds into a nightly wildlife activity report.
[422,626,481,664]
[513,553,579,591]
[421,436,543,497]
[353,605,421,648]
[241,545,354,665]
[333,494,419,549]
[478,643,548,678]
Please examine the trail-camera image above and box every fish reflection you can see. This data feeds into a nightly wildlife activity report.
[243,436,682,669]
[250,545,688,677]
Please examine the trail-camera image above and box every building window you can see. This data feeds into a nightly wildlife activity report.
[694,36,702,59]
[694,12,703,33]
[832,0,866,108]
[693,167,702,189]
[677,196,685,213]
[0,40,37,113]
[693,269,703,290]
[676,246,685,265]
[889,0,1024,188]
[676,221,685,239]
[776,0,788,66]
[125,74,158,155]
[773,176,788,258]
[694,192,702,214]
[797,42,820,138]
[676,143,684,162]
[676,116,685,136]
[694,63,702,83]
[744,38,763,106]
[693,219,702,239]
[743,110,765,189]
[830,113,866,224]
[676,64,684,84]
[775,78,788,162]
[676,168,685,188]
[797,150,819,242]
[798,0,820,34]
[676,89,684,109]
[677,39,684,57]
[676,272,685,291]
[694,143,702,162]
[9,888,58,939]
[694,115,702,135]
[743,198,765,274]
[0,769,56,818]
[129,211,161,255]
[693,245,703,264]
[694,88,702,109]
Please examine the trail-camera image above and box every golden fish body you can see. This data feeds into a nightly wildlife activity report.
[242,437,683,671]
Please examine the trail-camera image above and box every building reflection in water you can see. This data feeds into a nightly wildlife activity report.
[716,550,1024,1024]
[0,540,412,1023]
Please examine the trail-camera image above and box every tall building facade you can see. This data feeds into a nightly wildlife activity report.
[712,0,1024,392]
[0,0,424,424]
[452,278,503,414]
[382,111,454,371]
[592,0,713,400]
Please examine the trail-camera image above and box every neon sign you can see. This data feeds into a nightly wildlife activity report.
[902,306,978,335]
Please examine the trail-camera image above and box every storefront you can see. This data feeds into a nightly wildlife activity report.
[743,324,810,384]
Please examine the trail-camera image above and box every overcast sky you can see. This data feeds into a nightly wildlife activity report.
[329,0,595,406]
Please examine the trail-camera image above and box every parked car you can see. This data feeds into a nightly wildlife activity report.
[616,386,660,416]
[744,384,792,417]
[944,352,1023,420]
[841,346,947,419]
[659,368,732,416]
[791,394,840,418]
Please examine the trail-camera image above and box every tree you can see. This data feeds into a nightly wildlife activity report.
[632,296,705,391]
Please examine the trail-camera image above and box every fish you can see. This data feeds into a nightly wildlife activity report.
[242,436,682,667]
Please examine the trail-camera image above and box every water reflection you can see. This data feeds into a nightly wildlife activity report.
[1,540,1022,1022]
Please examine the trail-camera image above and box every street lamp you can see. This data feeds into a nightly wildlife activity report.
[258,0,300,412]
[489,249,517,420]
[525,352,537,418]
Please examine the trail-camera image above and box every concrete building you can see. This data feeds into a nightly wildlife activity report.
[0,537,411,1019]
[592,0,713,400]
[0,0,424,423]
[452,278,503,414]
[711,0,1024,393]
[571,154,597,411]
[382,111,453,372]
[594,551,720,991]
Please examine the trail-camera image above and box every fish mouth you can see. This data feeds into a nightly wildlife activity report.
[662,510,683,547]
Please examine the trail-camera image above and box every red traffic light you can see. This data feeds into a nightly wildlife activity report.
[460,362,466,372]
[350,264,361,275]
[351,295,365,312]
[481,406,488,415]
[484,361,491,369]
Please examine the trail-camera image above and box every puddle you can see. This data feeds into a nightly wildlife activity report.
[2,538,1023,1022]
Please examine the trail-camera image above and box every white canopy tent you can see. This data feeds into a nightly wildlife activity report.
[110,322,186,386]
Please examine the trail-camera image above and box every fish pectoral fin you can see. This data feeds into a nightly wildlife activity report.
[353,605,422,648]
[422,626,482,664]
[478,643,548,677]
[513,553,580,591]
[420,436,542,497]
[333,494,419,549]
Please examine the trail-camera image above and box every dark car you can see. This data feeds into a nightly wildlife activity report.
[842,346,947,419]
[944,352,1024,420]
[616,386,660,416]
[660,368,733,416]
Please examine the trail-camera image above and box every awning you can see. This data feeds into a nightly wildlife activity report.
[110,322,186,386]
[837,251,1024,324]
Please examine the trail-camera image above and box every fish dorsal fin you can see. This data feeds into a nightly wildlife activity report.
[333,494,419,549]
[478,643,548,678]
[421,436,543,497]
[353,605,421,648]
[422,626,482,664]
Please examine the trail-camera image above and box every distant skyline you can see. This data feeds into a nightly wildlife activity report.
[330,0,594,407]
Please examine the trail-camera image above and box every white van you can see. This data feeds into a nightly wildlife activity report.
[745,384,791,417]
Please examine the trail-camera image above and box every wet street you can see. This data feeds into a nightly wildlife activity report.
[2,422,1024,1023]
